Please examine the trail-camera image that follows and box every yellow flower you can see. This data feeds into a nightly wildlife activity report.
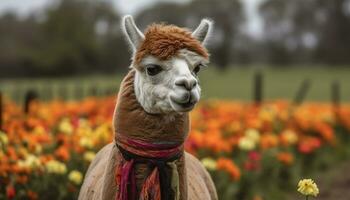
[77,119,93,136]
[297,179,319,197]
[83,151,96,162]
[68,170,83,185]
[259,107,276,122]
[0,150,4,160]
[283,130,298,145]
[93,123,111,142]
[17,154,41,169]
[35,144,43,154]
[18,147,29,158]
[238,136,256,151]
[201,157,217,170]
[0,131,9,146]
[228,121,241,133]
[26,154,41,169]
[78,119,90,128]
[45,160,67,174]
[58,118,73,135]
[79,137,94,149]
[245,129,260,143]
[33,126,46,135]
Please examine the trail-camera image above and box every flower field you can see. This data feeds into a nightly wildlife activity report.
[1,97,350,200]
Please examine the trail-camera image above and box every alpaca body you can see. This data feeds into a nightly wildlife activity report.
[79,16,217,200]
[78,143,217,200]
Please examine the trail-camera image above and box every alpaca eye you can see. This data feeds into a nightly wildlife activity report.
[146,64,163,76]
[193,64,203,75]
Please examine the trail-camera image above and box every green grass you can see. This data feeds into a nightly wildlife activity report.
[199,67,350,101]
[1,67,350,103]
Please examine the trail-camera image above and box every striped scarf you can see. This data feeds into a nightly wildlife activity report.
[115,134,183,200]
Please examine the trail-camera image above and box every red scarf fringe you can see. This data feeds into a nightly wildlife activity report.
[115,134,182,200]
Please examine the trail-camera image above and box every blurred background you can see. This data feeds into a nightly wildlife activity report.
[0,0,349,102]
[1,0,350,200]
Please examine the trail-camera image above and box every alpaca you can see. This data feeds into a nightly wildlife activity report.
[78,15,217,200]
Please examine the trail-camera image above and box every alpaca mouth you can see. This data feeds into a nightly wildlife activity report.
[169,94,197,112]
[177,101,195,108]
[173,100,195,112]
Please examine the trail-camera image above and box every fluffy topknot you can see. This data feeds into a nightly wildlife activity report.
[134,24,209,66]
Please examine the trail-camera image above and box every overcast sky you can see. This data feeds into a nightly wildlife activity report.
[0,0,191,15]
[0,0,263,37]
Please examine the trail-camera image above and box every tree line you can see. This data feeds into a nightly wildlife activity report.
[0,0,349,77]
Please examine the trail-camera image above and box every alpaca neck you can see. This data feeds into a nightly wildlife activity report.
[114,70,189,143]
[113,70,189,199]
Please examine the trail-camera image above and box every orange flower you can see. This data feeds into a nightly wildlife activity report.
[55,146,70,161]
[314,122,335,143]
[16,175,29,184]
[253,195,263,200]
[204,130,232,153]
[260,133,279,150]
[27,190,38,200]
[0,163,10,176]
[2,96,350,199]
[216,158,241,181]
[338,106,350,131]
[7,147,18,161]
[279,129,298,146]
[277,152,294,165]
[298,137,322,154]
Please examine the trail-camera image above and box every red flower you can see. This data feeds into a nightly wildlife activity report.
[248,151,261,161]
[244,151,261,171]
[244,161,260,171]
[6,185,16,199]
[298,137,322,154]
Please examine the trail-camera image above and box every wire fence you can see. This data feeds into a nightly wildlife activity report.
[0,81,118,103]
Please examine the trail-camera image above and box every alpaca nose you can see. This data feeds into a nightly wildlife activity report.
[175,77,197,90]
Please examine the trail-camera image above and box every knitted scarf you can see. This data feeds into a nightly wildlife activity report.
[115,134,183,200]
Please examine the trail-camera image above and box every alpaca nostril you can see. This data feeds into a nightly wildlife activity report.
[175,78,197,90]
[188,79,197,90]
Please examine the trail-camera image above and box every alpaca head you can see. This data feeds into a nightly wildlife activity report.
[122,15,212,114]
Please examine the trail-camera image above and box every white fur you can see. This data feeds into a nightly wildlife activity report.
[121,16,212,114]
[121,15,145,52]
[192,19,213,46]
[134,49,208,114]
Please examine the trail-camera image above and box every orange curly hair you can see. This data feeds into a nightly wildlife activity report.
[134,24,209,67]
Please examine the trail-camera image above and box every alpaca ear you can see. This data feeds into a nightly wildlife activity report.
[121,15,145,51]
[192,18,213,45]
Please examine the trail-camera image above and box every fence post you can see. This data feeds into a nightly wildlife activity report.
[253,70,263,105]
[13,86,21,104]
[24,90,38,114]
[331,80,340,108]
[43,85,52,101]
[331,80,340,119]
[105,86,115,97]
[74,85,83,100]
[0,91,2,131]
[89,84,98,97]
[58,85,67,100]
[292,79,311,105]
